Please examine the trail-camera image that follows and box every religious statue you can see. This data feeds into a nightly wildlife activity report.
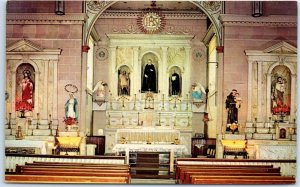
[64,93,78,128]
[191,83,205,101]
[15,69,34,117]
[142,59,157,92]
[169,70,181,96]
[92,80,108,98]
[118,70,130,95]
[225,89,241,133]
[271,75,290,116]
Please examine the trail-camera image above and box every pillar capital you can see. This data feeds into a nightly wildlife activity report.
[82,45,90,53]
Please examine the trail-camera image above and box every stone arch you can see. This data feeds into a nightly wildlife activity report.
[84,0,223,46]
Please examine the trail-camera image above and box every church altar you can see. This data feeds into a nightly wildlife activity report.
[112,143,188,172]
[116,128,180,144]
[5,140,48,154]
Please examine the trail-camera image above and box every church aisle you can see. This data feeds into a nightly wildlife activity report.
[131,178,175,184]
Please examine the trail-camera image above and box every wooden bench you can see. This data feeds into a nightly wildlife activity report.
[11,162,131,184]
[175,164,275,183]
[179,167,281,184]
[5,174,128,184]
[192,177,295,184]
[183,171,281,184]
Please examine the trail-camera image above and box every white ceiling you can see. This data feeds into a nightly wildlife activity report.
[107,1,201,11]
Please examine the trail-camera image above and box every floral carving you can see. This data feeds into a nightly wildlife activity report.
[202,1,222,12]
[87,0,111,12]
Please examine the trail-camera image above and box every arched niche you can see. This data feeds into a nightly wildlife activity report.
[270,65,291,118]
[168,66,182,96]
[118,65,131,96]
[141,52,158,93]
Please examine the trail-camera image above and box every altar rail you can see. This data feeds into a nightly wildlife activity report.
[5,154,126,172]
[176,158,296,176]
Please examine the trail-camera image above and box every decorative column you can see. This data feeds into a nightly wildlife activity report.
[184,47,191,95]
[133,47,139,95]
[42,60,49,119]
[80,45,90,133]
[257,61,263,121]
[52,59,58,119]
[247,60,253,122]
[215,46,224,159]
[161,47,168,95]
[266,73,272,120]
[290,74,297,122]
[109,47,117,96]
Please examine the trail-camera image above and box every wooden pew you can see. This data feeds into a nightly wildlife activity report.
[192,177,295,184]
[175,164,273,181]
[183,171,281,184]
[5,174,128,184]
[30,161,129,167]
[13,162,131,184]
[175,165,277,183]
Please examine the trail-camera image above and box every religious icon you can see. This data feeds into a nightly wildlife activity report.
[225,89,242,133]
[118,66,130,96]
[169,69,181,96]
[191,83,205,101]
[15,64,35,118]
[141,59,157,92]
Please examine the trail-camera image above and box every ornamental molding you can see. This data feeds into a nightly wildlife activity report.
[220,14,297,27]
[100,10,206,20]
[6,13,86,25]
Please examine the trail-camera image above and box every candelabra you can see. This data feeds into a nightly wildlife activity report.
[186,93,189,111]
[133,94,137,110]
[161,94,165,111]
[157,112,161,126]
[36,113,40,129]
[253,118,257,133]
[7,113,11,129]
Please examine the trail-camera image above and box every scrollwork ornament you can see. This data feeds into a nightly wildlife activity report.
[87,0,111,12]
[64,84,78,94]
[202,1,222,12]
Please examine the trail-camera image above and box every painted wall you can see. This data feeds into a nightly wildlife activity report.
[6,1,83,129]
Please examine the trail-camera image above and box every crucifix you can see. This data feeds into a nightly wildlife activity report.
[169,96,181,110]
[118,95,130,109]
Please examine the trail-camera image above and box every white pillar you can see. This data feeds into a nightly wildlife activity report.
[247,60,253,122]
[133,47,139,95]
[266,73,272,120]
[109,47,117,96]
[184,47,191,95]
[52,59,58,119]
[43,60,49,119]
[161,47,168,95]
[290,74,297,122]
[257,61,263,121]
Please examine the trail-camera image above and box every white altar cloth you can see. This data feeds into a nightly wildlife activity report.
[113,143,188,172]
[5,140,48,154]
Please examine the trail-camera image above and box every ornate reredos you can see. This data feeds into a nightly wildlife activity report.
[263,41,297,54]
[7,39,43,52]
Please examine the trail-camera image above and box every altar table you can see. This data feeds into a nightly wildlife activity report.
[5,140,48,154]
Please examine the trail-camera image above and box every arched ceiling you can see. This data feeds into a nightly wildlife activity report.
[106,1,203,12]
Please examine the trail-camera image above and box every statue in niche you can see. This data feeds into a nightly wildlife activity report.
[93,80,108,99]
[118,68,130,96]
[169,70,181,96]
[225,89,241,133]
[15,68,35,117]
[191,83,205,101]
[142,59,157,92]
[271,74,290,115]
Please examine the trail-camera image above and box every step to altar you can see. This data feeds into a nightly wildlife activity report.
[5,135,55,142]
[248,133,274,140]
[245,127,275,134]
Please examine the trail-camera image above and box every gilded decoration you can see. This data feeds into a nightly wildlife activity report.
[116,47,133,66]
[112,24,139,34]
[167,47,185,65]
[87,0,111,12]
[201,1,222,12]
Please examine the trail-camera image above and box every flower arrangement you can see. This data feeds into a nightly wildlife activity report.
[230,122,238,134]
[63,117,77,126]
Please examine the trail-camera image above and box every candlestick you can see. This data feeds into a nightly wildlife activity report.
[133,94,137,110]
[109,91,113,110]
[36,113,40,129]
[162,94,165,111]
[137,112,140,126]
[107,114,111,126]
[158,112,161,126]
[8,113,11,129]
